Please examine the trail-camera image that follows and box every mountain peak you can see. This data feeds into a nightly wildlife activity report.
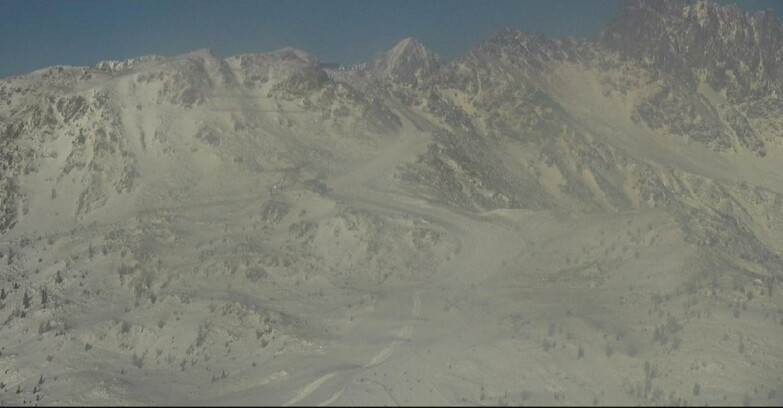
[186,48,219,58]
[96,54,163,73]
[393,37,423,50]
[460,27,575,70]
[598,0,783,100]
[369,37,443,87]
[270,47,317,61]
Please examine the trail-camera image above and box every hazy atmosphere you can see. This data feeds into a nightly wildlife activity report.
[2,0,783,406]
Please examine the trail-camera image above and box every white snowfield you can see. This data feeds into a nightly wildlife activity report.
[2,1,783,405]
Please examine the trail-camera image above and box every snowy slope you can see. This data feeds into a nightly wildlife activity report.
[1,0,782,406]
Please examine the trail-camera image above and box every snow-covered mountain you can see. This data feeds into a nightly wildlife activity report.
[1,0,782,405]
[367,37,443,87]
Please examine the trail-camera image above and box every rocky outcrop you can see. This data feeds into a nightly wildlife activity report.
[598,0,783,102]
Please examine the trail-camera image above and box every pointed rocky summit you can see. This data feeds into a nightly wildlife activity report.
[368,37,443,87]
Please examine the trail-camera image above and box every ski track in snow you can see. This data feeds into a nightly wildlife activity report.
[283,372,338,407]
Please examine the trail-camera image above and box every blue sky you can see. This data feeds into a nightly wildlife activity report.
[1,1,781,79]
